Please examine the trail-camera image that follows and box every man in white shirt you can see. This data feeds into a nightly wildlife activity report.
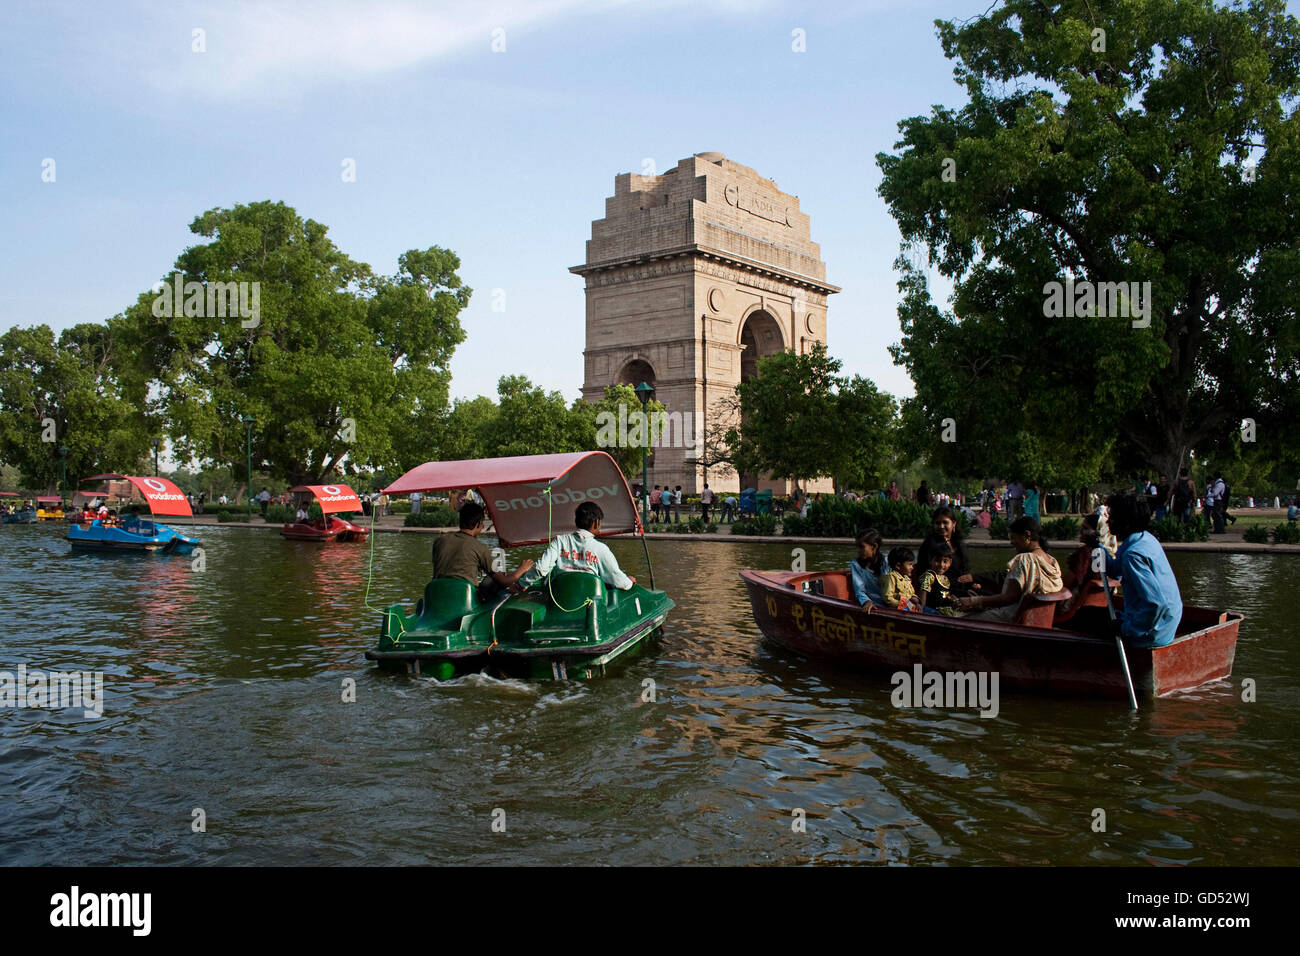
[700,483,716,523]
[517,502,635,591]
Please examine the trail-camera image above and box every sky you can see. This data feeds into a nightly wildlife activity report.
[2,0,1038,405]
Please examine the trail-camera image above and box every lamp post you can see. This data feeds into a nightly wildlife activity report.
[634,381,653,526]
[242,415,255,516]
[151,438,161,476]
[57,444,68,495]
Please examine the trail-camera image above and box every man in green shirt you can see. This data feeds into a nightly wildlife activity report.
[432,502,534,601]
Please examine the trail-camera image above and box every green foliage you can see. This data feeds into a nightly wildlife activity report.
[1243,524,1272,543]
[404,507,459,528]
[783,497,945,539]
[0,324,152,489]
[263,505,295,524]
[877,0,1300,486]
[731,514,779,536]
[725,344,896,488]
[112,201,470,485]
[687,516,706,534]
[1149,515,1210,543]
[988,517,1009,540]
[217,510,250,523]
[584,384,668,479]
[1040,516,1080,540]
[1273,522,1300,545]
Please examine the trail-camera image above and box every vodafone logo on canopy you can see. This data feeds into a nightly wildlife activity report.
[322,485,342,496]
[143,478,167,493]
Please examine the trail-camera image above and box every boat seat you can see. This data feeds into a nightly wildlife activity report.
[415,578,477,630]
[819,573,852,601]
[547,571,605,611]
[1014,589,1072,628]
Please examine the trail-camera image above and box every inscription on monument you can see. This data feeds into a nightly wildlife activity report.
[724,183,790,226]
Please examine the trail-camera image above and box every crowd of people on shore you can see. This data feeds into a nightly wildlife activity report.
[847,495,1185,648]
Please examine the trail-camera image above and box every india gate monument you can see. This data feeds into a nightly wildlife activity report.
[572,152,839,495]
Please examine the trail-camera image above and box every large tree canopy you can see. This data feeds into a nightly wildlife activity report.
[0,323,151,489]
[878,0,1300,487]
[113,201,469,485]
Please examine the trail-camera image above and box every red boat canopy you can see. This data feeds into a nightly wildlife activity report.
[80,474,193,517]
[36,496,63,504]
[383,451,641,547]
[289,484,363,514]
[0,492,19,497]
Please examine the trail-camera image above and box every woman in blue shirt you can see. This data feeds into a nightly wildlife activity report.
[851,529,889,605]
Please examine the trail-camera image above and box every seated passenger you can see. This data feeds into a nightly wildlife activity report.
[953,517,1062,621]
[882,547,920,611]
[516,501,636,591]
[918,542,961,617]
[917,506,1004,595]
[1057,512,1111,632]
[1102,493,1184,648]
[431,501,534,602]
[850,529,889,606]
[295,505,310,523]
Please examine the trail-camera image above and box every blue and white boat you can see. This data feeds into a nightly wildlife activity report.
[67,474,199,555]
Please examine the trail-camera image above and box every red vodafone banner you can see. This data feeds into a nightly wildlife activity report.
[292,484,363,514]
[80,475,194,516]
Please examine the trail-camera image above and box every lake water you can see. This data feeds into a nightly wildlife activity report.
[0,523,1295,865]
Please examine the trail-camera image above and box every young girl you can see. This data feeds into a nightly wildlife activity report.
[918,542,960,616]
[882,547,920,611]
[850,529,889,606]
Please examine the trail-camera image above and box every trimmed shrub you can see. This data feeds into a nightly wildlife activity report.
[687,517,706,534]
[1243,524,1271,544]
[987,517,1009,540]
[1273,522,1300,545]
[1149,515,1210,542]
[403,507,459,528]
[1040,516,1080,540]
[263,505,294,524]
[784,496,968,538]
[732,514,779,535]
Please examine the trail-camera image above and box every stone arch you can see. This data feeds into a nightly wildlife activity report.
[613,357,656,392]
[738,309,786,383]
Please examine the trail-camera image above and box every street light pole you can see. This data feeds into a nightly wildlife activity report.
[151,438,161,476]
[57,444,68,495]
[635,381,653,527]
[242,416,255,516]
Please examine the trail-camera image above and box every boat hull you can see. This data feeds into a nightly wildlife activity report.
[740,569,1239,700]
[366,572,674,680]
[68,519,199,555]
[3,511,38,524]
[280,516,369,542]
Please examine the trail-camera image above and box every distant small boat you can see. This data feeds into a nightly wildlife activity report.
[67,474,199,555]
[2,492,37,524]
[740,568,1240,700]
[35,496,65,521]
[280,484,369,542]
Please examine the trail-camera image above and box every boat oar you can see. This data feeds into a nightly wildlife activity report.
[1096,548,1138,710]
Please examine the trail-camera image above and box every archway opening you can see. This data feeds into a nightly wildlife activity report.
[738,311,785,490]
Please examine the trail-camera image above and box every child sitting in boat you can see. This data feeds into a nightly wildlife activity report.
[882,547,920,611]
[296,505,310,523]
[918,542,960,616]
[850,529,888,606]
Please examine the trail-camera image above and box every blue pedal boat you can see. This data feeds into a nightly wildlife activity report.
[67,474,199,555]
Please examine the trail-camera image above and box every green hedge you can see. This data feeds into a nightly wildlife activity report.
[988,516,1009,540]
[1040,516,1080,541]
[731,514,780,535]
[403,507,459,528]
[1273,522,1300,545]
[1149,515,1210,542]
[216,510,251,523]
[1243,524,1271,543]
[780,497,968,539]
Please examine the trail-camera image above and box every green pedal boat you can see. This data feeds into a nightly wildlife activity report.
[365,451,674,680]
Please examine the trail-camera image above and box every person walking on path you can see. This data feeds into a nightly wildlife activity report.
[700,483,715,523]
[673,485,685,523]
[1005,479,1023,521]
[256,487,271,518]
[1207,473,1227,533]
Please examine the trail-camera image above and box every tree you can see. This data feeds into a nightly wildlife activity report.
[878,0,1300,486]
[112,201,469,485]
[584,384,667,480]
[0,324,152,490]
[724,344,897,490]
